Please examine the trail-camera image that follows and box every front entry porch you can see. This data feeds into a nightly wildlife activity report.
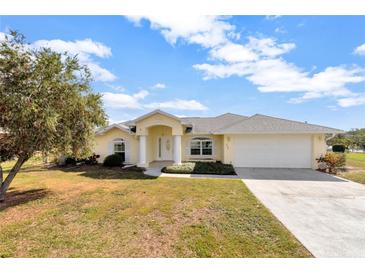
[137,125,182,167]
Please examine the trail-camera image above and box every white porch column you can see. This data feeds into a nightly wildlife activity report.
[138,135,147,167]
[173,135,182,165]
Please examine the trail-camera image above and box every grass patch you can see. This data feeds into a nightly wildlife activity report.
[345,152,365,169]
[338,152,365,185]
[162,161,236,175]
[340,171,365,185]
[0,161,310,257]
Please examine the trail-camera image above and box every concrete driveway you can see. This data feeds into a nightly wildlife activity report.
[235,168,365,257]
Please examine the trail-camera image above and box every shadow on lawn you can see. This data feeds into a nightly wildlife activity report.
[50,165,157,180]
[2,165,46,174]
[0,188,50,211]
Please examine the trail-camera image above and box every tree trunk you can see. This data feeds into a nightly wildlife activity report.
[0,156,28,202]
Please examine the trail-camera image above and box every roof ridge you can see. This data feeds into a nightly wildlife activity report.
[253,113,342,131]
[213,115,250,132]
[215,112,247,118]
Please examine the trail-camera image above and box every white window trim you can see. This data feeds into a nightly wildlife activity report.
[113,138,125,154]
[189,137,214,159]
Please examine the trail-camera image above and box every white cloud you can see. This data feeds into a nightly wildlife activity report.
[209,42,257,63]
[128,16,365,108]
[327,105,338,111]
[337,95,365,107]
[152,83,166,89]
[32,38,111,59]
[275,27,287,34]
[247,37,295,58]
[85,63,117,82]
[265,15,282,21]
[102,88,207,110]
[31,38,116,82]
[126,15,237,48]
[105,84,126,92]
[102,90,149,109]
[146,99,207,110]
[354,43,365,55]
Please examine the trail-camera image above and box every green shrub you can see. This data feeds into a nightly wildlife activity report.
[162,161,236,175]
[103,153,124,167]
[65,157,77,165]
[332,144,346,153]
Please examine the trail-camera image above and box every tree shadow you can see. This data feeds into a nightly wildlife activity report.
[50,165,157,180]
[0,188,50,211]
[2,165,46,174]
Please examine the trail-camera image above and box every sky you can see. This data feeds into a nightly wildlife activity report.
[0,15,364,130]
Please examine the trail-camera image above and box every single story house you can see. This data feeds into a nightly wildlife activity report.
[94,109,343,169]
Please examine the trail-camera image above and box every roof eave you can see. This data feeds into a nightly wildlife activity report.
[213,130,344,134]
[95,124,133,135]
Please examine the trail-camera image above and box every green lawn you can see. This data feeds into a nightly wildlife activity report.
[339,152,365,185]
[0,161,310,258]
[345,152,365,169]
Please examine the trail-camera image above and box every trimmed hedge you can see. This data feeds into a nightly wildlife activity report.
[162,161,236,175]
[103,153,124,167]
[332,144,346,153]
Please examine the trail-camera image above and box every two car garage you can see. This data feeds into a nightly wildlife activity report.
[230,134,313,168]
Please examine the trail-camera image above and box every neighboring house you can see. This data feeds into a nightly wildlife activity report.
[94,109,343,169]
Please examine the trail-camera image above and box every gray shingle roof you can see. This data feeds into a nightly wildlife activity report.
[180,113,248,134]
[214,114,343,134]
[109,110,342,135]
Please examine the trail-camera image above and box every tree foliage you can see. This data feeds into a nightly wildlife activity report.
[0,31,107,201]
[327,129,365,150]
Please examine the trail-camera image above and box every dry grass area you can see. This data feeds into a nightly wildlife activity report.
[0,160,310,258]
[339,153,365,185]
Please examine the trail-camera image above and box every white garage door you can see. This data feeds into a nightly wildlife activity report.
[232,134,312,168]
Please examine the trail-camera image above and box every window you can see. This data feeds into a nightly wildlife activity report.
[113,138,125,155]
[190,137,213,156]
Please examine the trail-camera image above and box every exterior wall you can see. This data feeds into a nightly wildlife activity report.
[135,113,183,136]
[223,134,234,164]
[94,128,138,164]
[311,134,327,169]
[181,134,224,162]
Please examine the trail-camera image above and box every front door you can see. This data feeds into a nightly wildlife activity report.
[157,136,173,160]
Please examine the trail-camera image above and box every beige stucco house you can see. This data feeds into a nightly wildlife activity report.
[94,109,342,169]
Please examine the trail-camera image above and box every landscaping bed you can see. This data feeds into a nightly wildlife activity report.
[162,161,236,175]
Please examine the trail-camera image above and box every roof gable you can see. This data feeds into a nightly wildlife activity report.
[95,123,131,135]
[131,109,181,124]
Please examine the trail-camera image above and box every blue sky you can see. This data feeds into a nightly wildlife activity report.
[1,15,364,130]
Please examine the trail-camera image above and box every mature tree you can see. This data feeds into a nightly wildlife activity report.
[0,31,107,201]
[348,128,365,149]
[326,133,353,148]
[326,129,365,150]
